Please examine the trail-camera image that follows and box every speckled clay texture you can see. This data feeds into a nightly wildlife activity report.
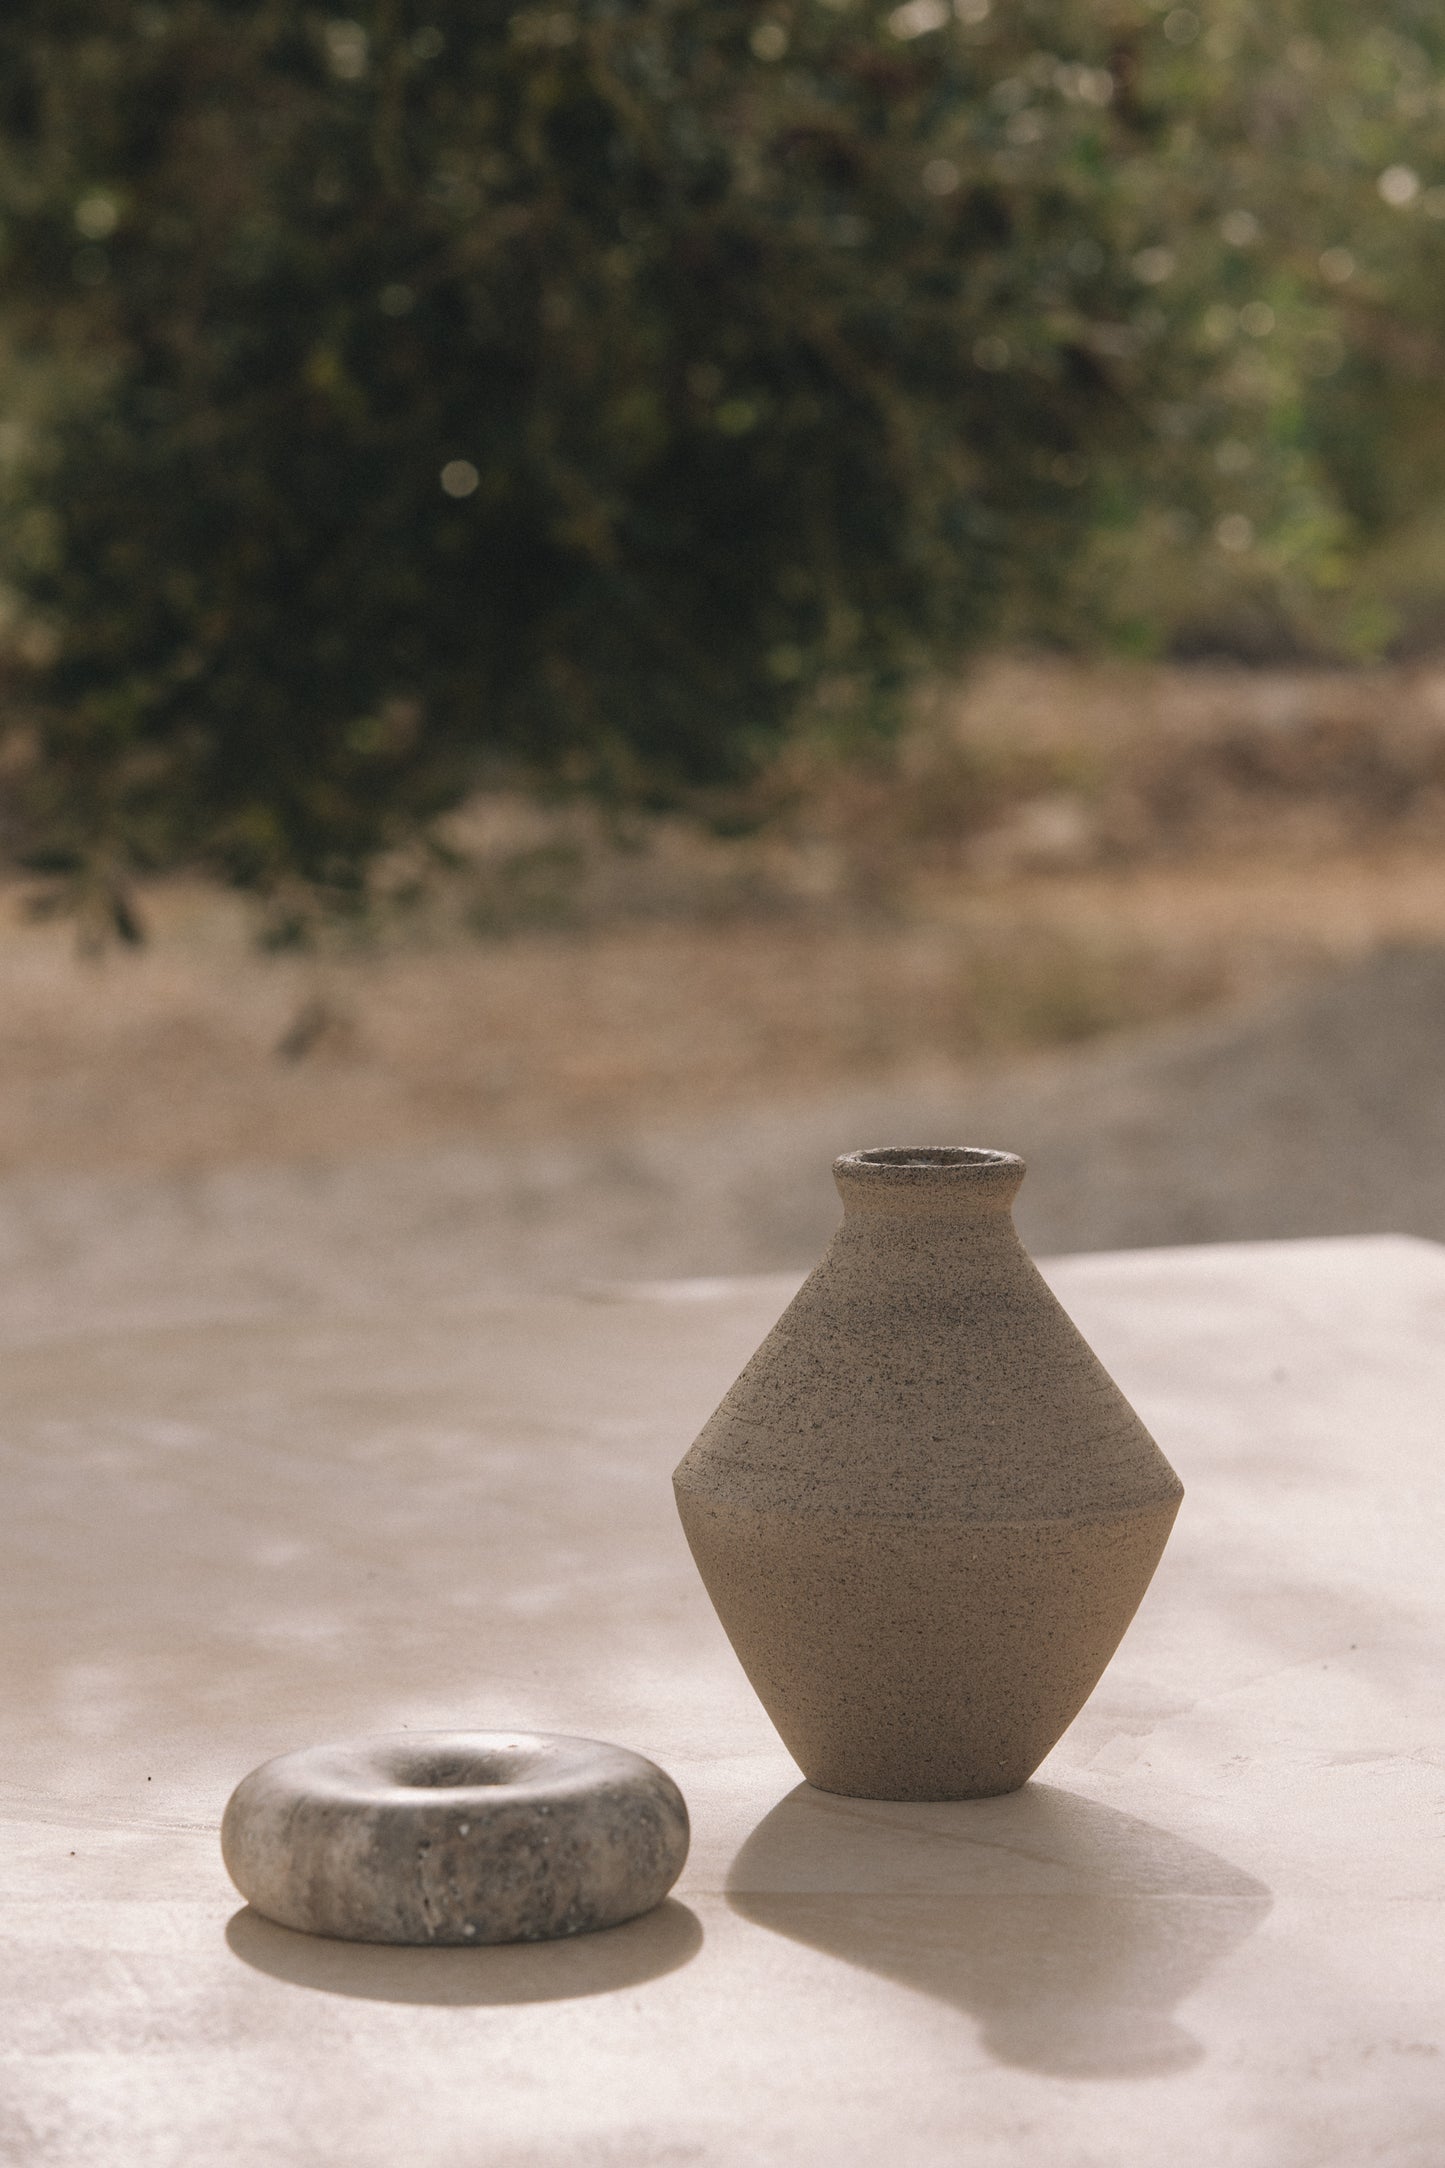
[673,1147,1184,1800]
[221,1731,690,1944]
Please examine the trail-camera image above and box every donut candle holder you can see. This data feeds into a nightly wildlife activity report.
[221,1731,690,1945]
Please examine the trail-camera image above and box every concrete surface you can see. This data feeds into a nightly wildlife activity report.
[2,1234,1443,2164]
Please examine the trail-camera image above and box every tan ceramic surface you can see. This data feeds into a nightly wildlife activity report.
[2,1234,1443,2165]
[675,1148,1183,1796]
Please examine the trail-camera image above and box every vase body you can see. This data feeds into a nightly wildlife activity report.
[673,1147,1183,1800]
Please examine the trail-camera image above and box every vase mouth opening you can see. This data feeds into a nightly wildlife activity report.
[834,1146,1026,1196]
[848,1146,1018,1173]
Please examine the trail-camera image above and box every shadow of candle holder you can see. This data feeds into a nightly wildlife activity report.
[226,1895,703,2005]
[727,1781,1270,2079]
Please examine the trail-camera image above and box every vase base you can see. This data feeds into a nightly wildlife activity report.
[677,1489,1183,1798]
[800,1772,1034,1803]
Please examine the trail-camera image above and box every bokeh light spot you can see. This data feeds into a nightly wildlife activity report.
[75,195,119,241]
[889,0,948,41]
[715,399,759,435]
[1132,247,1175,285]
[1221,210,1259,247]
[324,20,369,79]
[1215,512,1254,552]
[1378,165,1420,208]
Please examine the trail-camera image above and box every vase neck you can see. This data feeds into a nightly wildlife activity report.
[832,1146,1025,1222]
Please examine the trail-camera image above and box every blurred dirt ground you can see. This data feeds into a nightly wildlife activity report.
[3,842,1445,1177]
[3,656,1445,1323]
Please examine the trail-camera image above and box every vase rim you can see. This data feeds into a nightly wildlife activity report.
[834,1145,1024,1181]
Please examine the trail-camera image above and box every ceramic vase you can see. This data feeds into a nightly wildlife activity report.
[673,1147,1183,1800]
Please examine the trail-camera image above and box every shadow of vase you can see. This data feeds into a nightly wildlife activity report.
[728,1782,1270,2079]
[226,1896,703,2005]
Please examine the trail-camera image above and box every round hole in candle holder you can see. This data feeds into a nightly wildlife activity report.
[221,1732,690,1944]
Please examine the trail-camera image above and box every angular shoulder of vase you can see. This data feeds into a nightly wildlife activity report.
[672,1244,1182,1526]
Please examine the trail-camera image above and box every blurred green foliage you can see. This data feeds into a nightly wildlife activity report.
[1068,2,1445,662]
[0,1,1443,917]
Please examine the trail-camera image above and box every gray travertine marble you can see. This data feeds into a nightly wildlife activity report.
[221,1732,689,1944]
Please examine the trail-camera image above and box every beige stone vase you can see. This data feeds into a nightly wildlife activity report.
[673,1147,1183,1800]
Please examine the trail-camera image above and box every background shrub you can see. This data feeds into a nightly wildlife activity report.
[0,1,1442,919]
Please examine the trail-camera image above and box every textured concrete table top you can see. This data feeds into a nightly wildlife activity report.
[3,1233,1442,2166]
